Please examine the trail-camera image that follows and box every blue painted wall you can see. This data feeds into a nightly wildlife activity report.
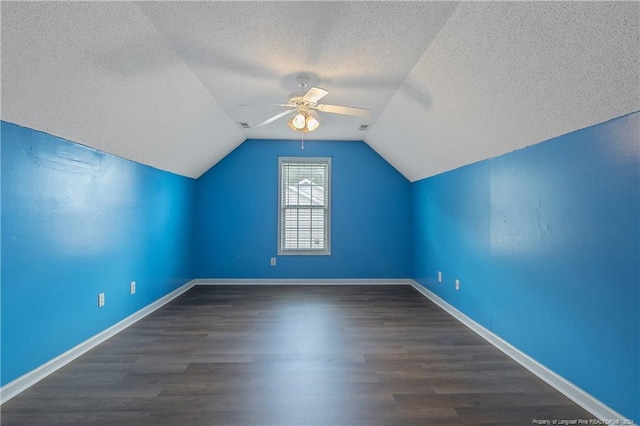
[1,122,195,385]
[194,139,412,279]
[412,112,640,420]
[3,113,638,420]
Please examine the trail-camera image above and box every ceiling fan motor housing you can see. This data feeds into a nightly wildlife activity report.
[288,93,312,106]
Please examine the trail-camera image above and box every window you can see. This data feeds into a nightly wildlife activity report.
[278,157,331,255]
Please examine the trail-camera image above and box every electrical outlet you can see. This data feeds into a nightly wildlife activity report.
[437,271,442,282]
[98,293,105,307]
[270,257,276,266]
[455,279,460,291]
[130,281,136,295]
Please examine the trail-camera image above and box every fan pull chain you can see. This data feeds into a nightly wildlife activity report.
[301,132,304,150]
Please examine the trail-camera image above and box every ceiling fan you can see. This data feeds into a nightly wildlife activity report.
[242,76,371,133]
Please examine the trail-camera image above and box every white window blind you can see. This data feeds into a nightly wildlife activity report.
[278,157,331,255]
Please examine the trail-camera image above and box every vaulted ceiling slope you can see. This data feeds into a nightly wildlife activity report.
[2,2,638,181]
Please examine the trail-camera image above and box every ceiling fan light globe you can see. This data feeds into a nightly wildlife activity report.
[306,116,320,132]
[292,113,306,129]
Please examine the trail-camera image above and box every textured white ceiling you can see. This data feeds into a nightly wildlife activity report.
[2,1,639,181]
[1,2,245,178]
[368,1,640,181]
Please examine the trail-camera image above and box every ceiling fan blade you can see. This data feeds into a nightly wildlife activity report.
[316,103,371,118]
[253,109,296,128]
[303,87,329,104]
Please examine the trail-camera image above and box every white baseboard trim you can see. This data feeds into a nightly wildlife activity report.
[196,278,413,286]
[0,279,197,405]
[409,280,635,425]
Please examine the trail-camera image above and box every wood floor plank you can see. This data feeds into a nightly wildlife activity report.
[1,285,595,425]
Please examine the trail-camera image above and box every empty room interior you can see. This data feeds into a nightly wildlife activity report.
[1,1,639,425]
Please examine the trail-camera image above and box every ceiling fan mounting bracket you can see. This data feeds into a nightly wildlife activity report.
[295,75,311,89]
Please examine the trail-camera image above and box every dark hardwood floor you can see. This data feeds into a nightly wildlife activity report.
[2,285,593,425]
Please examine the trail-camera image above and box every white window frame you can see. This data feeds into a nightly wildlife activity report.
[278,157,331,256]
